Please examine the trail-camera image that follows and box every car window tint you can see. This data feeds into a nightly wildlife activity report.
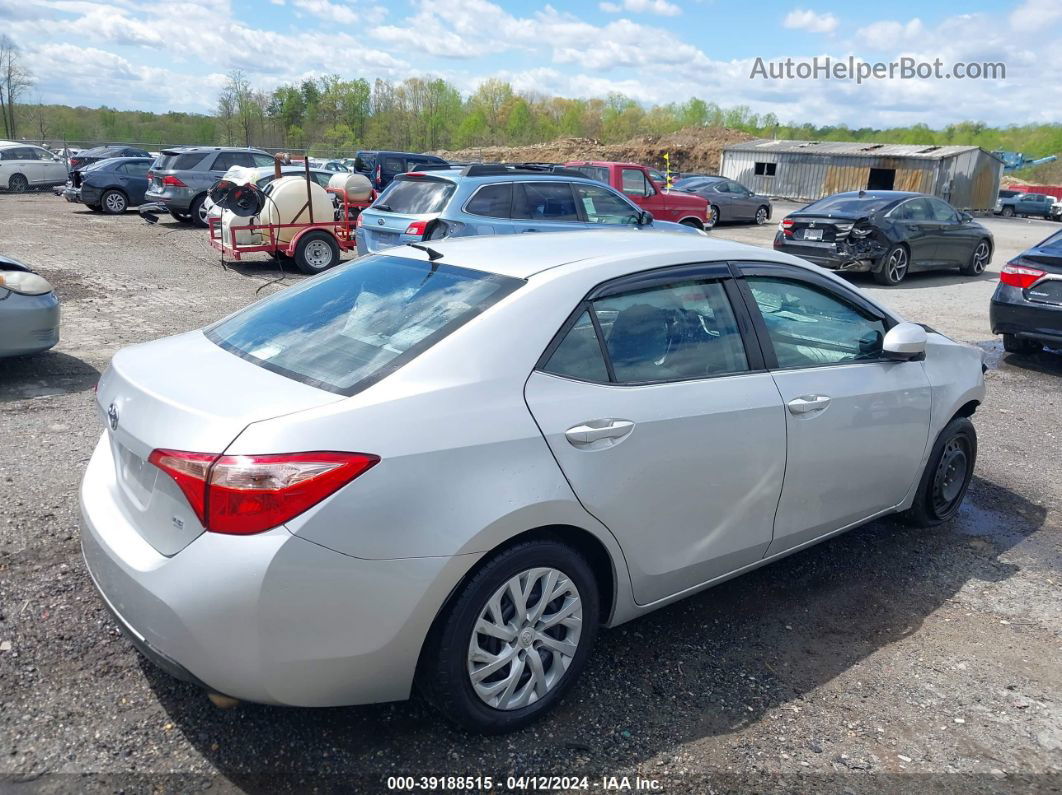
[207,254,521,395]
[312,172,332,187]
[574,183,640,225]
[803,194,895,215]
[121,161,151,176]
[375,178,455,213]
[746,277,887,369]
[383,157,404,172]
[512,182,580,221]
[712,182,730,193]
[252,153,276,167]
[620,169,651,197]
[894,198,930,221]
[927,198,958,222]
[593,280,748,383]
[569,165,609,184]
[11,147,36,160]
[465,183,513,217]
[212,152,254,171]
[541,310,609,382]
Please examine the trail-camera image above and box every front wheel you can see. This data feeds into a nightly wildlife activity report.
[902,417,977,527]
[1001,206,1015,218]
[960,239,991,276]
[417,540,599,733]
[874,245,909,285]
[706,204,719,229]
[754,206,769,225]
[293,230,340,274]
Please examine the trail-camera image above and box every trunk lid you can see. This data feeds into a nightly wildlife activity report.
[786,214,859,243]
[360,175,454,252]
[95,330,343,555]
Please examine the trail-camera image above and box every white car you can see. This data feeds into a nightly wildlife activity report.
[82,231,985,732]
[0,141,69,192]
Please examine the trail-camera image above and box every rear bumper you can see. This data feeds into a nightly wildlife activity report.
[79,434,474,706]
[0,291,60,357]
[991,283,1062,345]
[144,186,195,211]
[773,236,878,272]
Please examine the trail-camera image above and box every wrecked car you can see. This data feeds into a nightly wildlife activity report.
[774,190,993,285]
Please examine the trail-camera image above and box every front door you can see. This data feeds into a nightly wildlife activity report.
[524,266,787,604]
[889,197,941,266]
[736,266,932,554]
[620,168,667,219]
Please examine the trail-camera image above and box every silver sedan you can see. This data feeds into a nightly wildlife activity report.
[0,255,60,358]
[81,231,985,732]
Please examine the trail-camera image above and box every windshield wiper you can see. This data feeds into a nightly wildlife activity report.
[373,204,392,212]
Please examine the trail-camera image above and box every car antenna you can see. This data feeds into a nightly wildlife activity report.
[407,242,443,261]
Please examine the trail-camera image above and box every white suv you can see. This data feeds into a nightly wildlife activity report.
[0,141,69,192]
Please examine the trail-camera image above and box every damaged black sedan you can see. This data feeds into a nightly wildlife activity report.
[774,191,993,285]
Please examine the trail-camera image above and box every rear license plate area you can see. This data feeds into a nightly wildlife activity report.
[803,228,823,241]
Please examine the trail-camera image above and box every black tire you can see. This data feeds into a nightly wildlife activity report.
[874,244,909,285]
[902,417,977,527]
[86,204,102,212]
[170,209,192,223]
[101,189,128,215]
[190,194,209,228]
[679,218,703,230]
[293,230,340,274]
[7,173,28,193]
[416,539,600,734]
[960,239,992,276]
[1001,206,1015,218]
[1002,333,1042,355]
[754,205,769,225]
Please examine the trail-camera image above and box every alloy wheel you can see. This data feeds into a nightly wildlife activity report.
[467,567,583,711]
[887,248,908,283]
[971,242,990,274]
[9,174,28,193]
[755,207,767,225]
[708,205,719,227]
[105,192,127,213]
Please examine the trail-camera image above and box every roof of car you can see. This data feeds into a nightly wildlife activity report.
[388,229,812,280]
[162,146,269,154]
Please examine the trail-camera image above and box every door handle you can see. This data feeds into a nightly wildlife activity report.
[787,395,831,415]
[565,419,635,446]
[524,228,539,233]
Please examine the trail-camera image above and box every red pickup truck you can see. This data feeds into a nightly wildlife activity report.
[565,161,712,229]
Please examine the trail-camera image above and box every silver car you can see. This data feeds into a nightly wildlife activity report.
[1,255,60,357]
[81,231,984,732]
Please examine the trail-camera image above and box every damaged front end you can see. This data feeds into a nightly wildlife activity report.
[831,218,889,272]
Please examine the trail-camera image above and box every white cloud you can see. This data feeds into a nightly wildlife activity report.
[856,18,925,49]
[783,8,839,34]
[1009,0,1062,32]
[599,0,681,17]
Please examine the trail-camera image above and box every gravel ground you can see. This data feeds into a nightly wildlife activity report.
[1,194,1060,793]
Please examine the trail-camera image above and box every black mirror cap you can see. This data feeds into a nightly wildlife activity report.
[638,210,653,226]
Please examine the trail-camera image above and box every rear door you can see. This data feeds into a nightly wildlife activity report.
[524,265,787,604]
[510,181,587,234]
[118,160,151,204]
[735,264,931,554]
[11,147,43,183]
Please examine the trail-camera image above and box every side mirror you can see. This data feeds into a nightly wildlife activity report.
[959,211,972,222]
[638,210,653,226]
[883,322,927,361]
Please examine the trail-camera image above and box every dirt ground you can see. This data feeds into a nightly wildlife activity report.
[433,126,754,174]
[0,194,1060,793]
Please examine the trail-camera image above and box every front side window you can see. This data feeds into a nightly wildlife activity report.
[892,198,930,221]
[746,277,886,369]
[465,183,513,218]
[620,169,652,198]
[512,182,580,221]
[927,198,959,223]
[542,278,749,384]
[574,184,640,225]
[208,255,521,395]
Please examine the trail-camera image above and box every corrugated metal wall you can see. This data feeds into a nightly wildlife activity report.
[721,149,1001,209]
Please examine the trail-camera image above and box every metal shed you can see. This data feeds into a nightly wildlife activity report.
[720,139,1003,210]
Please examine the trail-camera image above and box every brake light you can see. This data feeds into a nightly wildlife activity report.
[147,171,154,180]
[161,175,187,188]
[1000,261,1046,289]
[780,218,794,238]
[355,212,365,228]
[405,220,428,237]
[375,164,382,186]
[148,450,379,535]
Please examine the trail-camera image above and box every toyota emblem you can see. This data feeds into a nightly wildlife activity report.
[107,403,119,431]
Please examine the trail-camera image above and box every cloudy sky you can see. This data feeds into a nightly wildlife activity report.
[1,0,1060,127]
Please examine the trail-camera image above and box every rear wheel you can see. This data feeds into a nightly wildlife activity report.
[101,189,128,215]
[170,210,192,223]
[960,239,991,276]
[417,540,599,733]
[1001,206,1015,218]
[190,195,209,228]
[293,230,340,274]
[1002,333,1042,355]
[7,173,28,193]
[874,245,909,285]
[903,417,977,527]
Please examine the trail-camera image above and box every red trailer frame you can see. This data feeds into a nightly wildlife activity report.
[208,186,373,262]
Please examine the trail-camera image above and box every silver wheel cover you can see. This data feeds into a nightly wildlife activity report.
[467,567,583,711]
[304,239,333,269]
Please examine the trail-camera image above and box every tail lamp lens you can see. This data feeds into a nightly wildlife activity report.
[161,175,187,188]
[148,450,379,535]
[1000,262,1046,289]
[780,218,794,237]
[405,220,428,237]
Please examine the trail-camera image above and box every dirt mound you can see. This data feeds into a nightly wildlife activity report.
[432,126,755,173]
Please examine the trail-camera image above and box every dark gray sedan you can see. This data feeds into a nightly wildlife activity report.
[0,255,60,358]
[672,176,773,226]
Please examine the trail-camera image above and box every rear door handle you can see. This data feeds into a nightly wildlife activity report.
[565,419,635,446]
[787,395,831,414]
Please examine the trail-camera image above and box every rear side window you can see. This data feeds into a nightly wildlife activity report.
[252,153,276,167]
[119,161,151,176]
[376,178,455,213]
[568,165,609,183]
[212,152,256,171]
[465,183,513,217]
[383,157,404,173]
[207,255,521,395]
[157,152,207,170]
[513,182,579,221]
[542,278,749,384]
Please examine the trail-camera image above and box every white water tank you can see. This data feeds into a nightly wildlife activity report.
[328,172,373,201]
[263,176,333,244]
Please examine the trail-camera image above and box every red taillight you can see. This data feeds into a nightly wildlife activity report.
[162,175,187,188]
[780,218,795,238]
[405,220,428,237]
[148,449,379,536]
[1000,261,1046,289]
[355,212,365,228]
[375,164,382,185]
[147,171,154,180]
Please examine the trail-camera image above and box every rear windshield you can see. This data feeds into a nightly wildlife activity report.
[374,178,455,214]
[1038,230,1062,251]
[156,152,207,171]
[206,255,521,395]
[800,194,896,217]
